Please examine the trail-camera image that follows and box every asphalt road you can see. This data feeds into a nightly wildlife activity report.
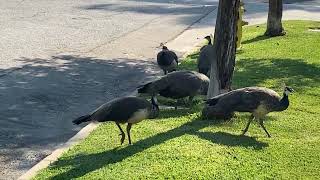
[0,0,217,179]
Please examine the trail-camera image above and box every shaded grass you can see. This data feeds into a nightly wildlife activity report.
[34,21,320,179]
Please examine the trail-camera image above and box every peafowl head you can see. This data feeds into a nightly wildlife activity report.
[159,43,168,50]
[204,35,212,45]
[284,86,294,96]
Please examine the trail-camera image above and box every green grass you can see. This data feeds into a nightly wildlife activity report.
[34,21,320,179]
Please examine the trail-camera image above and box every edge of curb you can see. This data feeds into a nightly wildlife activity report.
[17,122,100,180]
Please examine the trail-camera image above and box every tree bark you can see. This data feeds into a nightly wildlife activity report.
[207,0,239,99]
[265,0,285,36]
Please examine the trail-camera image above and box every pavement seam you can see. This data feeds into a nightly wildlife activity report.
[85,16,163,54]
[160,5,217,47]
[86,5,217,54]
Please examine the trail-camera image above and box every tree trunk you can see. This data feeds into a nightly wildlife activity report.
[207,0,239,99]
[265,0,285,36]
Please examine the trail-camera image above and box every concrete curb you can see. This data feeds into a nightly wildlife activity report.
[18,122,100,180]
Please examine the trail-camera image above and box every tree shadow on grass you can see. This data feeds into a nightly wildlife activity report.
[242,35,271,45]
[50,116,267,179]
[187,53,200,60]
[234,58,320,90]
[156,107,201,119]
[194,131,268,150]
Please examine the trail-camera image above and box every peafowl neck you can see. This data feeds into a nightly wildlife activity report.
[278,93,289,111]
[208,39,212,45]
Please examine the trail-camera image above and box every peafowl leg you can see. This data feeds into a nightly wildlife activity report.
[126,123,133,145]
[242,115,254,135]
[163,70,167,75]
[259,119,271,138]
[116,122,125,144]
[175,99,184,110]
[175,100,179,110]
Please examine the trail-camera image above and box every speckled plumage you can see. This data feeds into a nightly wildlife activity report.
[88,97,155,123]
[206,87,286,115]
[204,86,293,137]
[73,96,159,144]
[138,71,209,99]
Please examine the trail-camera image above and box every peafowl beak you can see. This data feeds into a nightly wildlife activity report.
[286,87,294,93]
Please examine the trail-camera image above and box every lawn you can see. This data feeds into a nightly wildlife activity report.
[34,21,320,179]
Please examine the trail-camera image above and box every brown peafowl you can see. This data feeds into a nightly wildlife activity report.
[73,96,159,144]
[138,71,209,109]
[157,43,178,75]
[204,86,294,137]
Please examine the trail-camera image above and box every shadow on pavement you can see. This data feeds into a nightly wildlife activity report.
[0,55,158,173]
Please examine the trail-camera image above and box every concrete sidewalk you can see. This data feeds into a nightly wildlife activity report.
[168,0,320,54]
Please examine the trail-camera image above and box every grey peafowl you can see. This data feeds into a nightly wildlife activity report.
[198,35,213,77]
[138,71,209,109]
[204,86,294,137]
[73,96,159,144]
[157,43,178,75]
